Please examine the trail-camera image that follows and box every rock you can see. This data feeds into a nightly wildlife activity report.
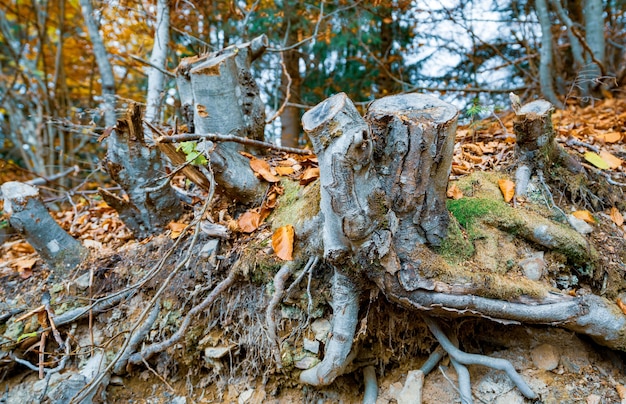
[74,272,91,290]
[586,394,601,404]
[238,389,254,404]
[109,376,125,386]
[303,338,320,354]
[387,382,404,401]
[204,345,234,359]
[397,370,424,404]
[311,318,331,342]
[568,214,593,234]
[519,251,546,280]
[531,343,560,371]
[294,356,319,370]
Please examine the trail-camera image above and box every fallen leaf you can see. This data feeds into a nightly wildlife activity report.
[275,166,295,176]
[250,158,280,182]
[446,184,463,200]
[272,225,294,261]
[594,132,622,143]
[299,167,320,185]
[14,257,37,279]
[617,383,626,400]
[572,210,596,224]
[584,151,610,170]
[13,243,35,254]
[498,179,515,202]
[238,210,262,233]
[167,221,188,239]
[599,150,623,169]
[618,298,626,315]
[610,207,624,227]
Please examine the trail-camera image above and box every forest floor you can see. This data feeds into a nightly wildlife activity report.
[1,95,626,403]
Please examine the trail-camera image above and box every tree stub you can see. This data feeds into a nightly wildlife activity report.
[367,93,458,251]
[1,181,87,274]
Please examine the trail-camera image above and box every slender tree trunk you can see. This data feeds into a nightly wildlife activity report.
[280,1,303,148]
[79,0,116,129]
[535,0,564,108]
[583,0,605,79]
[145,0,170,125]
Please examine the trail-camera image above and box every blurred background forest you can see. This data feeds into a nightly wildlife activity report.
[0,0,625,181]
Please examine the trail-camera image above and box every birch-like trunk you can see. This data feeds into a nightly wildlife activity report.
[144,0,170,125]
[535,0,564,108]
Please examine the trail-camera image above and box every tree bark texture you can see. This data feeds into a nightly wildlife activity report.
[534,0,564,108]
[1,182,87,274]
[144,0,170,124]
[101,104,181,239]
[175,35,269,204]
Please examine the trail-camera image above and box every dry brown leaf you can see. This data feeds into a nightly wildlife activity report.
[599,150,623,169]
[167,221,188,239]
[498,179,515,203]
[272,225,294,261]
[446,184,463,200]
[618,298,626,315]
[610,207,624,227]
[595,132,622,143]
[299,167,320,185]
[275,166,295,176]
[250,158,280,182]
[13,242,35,254]
[572,210,596,224]
[238,210,262,233]
[617,383,626,400]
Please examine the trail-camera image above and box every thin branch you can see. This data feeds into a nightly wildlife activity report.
[156,132,314,155]
[266,54,291,124]
[127,54,175,78]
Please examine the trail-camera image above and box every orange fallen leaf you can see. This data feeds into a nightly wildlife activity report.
[272,225,294,261]
[275,166,295,176]
[299,167,320,185]
[572,210,596,224]
[167,221,188,239]
[595,132,622,143]
[599,150,623,169]
[498,179,515,203]
[250,158,280,182]
[618,298,626,315]
[13,243,35,254]
[14,257,37,279]
[238,210,262,233]
[610,207,624,227]
[617,383,626,400]
[446,184,463,200]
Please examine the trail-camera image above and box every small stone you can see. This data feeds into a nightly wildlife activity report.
[397,370,424,404]
[388,382,404,400]
[586,394,601,404]
[568,214,593,234]
[200,239,219,258]
[74,272,91,290]
[519,252,546,281]
[204,345,233,359]
[303,338,320,354]
[109,376,125,386]
[531,343,560,371]
[238,389,254,404]
[311,318,331,342]
[294,356,319,370]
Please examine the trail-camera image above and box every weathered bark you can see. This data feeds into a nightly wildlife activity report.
[175,36,268,203]
[367,94,458,250]
[1,182,87,274]
[583,0,605,79]
[101,104,181,239]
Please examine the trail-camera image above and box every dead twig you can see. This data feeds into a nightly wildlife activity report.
[266,261,297,368]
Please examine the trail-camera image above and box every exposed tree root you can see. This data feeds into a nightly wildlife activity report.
[113,300,161,374]
[266,261,297,368]
[127,269,237,365]
[423,315,537,400]
[300,268,360,386]
[362,365,378,404]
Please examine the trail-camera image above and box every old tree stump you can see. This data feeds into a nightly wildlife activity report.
[297,93,626,399]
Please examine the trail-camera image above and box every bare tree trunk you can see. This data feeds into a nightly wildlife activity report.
[584,0,605,80]
[144,0,170,125]
[535,0,564,108]
[79,0,116,129]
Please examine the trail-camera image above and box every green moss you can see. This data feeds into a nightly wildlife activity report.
[270,179,320,231]
[446,197,507,229]
[435,214,474,263]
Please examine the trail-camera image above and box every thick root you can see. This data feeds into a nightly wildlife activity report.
[299,269,360,386]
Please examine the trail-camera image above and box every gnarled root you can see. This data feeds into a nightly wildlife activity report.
[423,315,537,401]
[300,268,360,386]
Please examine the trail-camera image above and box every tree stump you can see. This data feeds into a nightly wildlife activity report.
[1,182,87,274]
[102,104,181,239]
[367,93,458,251]
[174,36,269,204]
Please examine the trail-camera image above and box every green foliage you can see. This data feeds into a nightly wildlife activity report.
[446,197,506,229]
[176,141,208,166]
